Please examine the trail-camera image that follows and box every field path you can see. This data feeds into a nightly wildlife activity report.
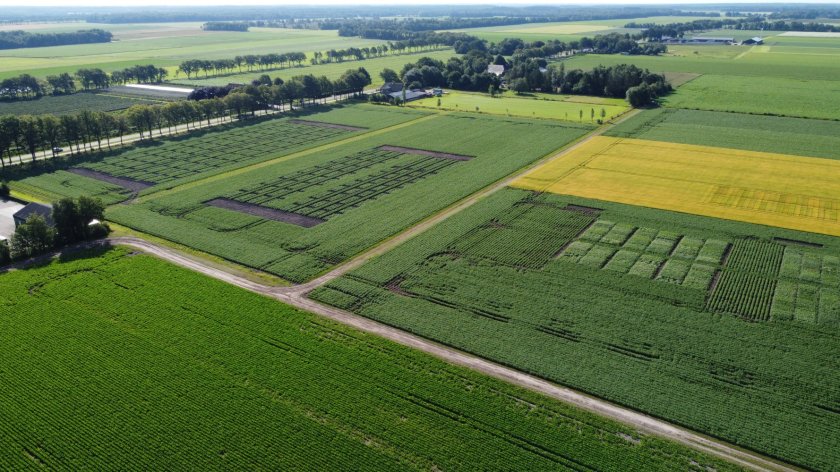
[4,107,800,471]
[20,235,794,472]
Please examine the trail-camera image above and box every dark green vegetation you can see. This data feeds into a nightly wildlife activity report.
[0,92,160,116]
[12,105,426,204]
[0,248,739,471]
[0,29,112,50]
[106,113,591,282]
[607,108,840,159]
[312,187,840,470]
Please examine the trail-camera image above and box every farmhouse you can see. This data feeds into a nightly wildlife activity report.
[13,202,53,228]
[379,82,403,95]
[487,64,505,76]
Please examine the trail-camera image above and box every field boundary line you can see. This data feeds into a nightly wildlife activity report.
[133,112,440,204]
[3,235,800,472]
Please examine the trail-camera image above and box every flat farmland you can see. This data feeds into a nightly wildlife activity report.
[311,187,840,470]
[407,90,628,122]
[107,113,592,282]
[608,108,840,159]
[12,105,429,204]
[0,91,161,116]
[168,49,456,88]
[0,26,381,80]
[512,136,840,237]
[663,74,840,120]
[0,248,739,470]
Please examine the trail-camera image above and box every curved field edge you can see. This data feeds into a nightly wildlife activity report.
[0,247,739,471]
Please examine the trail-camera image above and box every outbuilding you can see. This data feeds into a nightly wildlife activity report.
[487,64,505,76]
[741,37,764,45]
[13,202,53,228]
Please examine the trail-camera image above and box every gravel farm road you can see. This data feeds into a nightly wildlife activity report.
[5,107,802,472]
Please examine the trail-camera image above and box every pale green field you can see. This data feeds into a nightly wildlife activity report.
[0,25,381,80]
[407,90,628,122]
[169,49,456,88]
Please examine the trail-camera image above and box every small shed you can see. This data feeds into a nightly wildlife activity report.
[13,203,53,228]
[487,64,505,76]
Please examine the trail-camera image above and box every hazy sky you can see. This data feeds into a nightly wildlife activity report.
[7,0,832,6]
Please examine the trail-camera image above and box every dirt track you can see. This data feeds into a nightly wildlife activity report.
[6,108,800,471]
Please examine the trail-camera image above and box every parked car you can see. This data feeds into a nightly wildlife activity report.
[52,147,63,153]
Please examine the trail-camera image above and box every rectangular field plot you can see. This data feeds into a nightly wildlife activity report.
[607,108,840,160]
[0,249,738,470]
[108,113,592,282]
[310,188,840,471]
[12,105,429,204]
[512,136,840,237]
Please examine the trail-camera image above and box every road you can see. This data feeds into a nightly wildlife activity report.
[4,107,800,472]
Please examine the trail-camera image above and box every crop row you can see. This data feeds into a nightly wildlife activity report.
[83,122,348,184]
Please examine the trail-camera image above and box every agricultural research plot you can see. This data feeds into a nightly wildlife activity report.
[311,188,840,470]
[12,105,429,203]
[512,136,840,237]
[67,168,154,194]
[0,249,739,470]
[108,113,592,282]
[222,147,466,226]
[607,108,840,160]
[0,91,160,116]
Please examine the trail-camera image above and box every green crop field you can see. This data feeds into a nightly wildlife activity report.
[0,91,161,116]
[607,108,840,159]
[0,248,739,470]
[663,74,840,120]
[12,104,429,204]
[311,187,840,471]
[104,112,592,282]
[167,49,457,88]
[0,25,381,80]
[407,90,629,122]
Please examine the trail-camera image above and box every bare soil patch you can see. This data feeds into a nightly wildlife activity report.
[289,119,367,132]
[68,168,154,193]
[377,145,473,161]
[773,237,823,248]
[564,204,603,216]
[206,198,325,228]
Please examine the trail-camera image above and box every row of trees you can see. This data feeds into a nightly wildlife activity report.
[0,195,107,265]
[0,29,112,50]
[178,53,307,79]
[201,21,249,32]
[0,68,372,167]
[0,65,167,100]
[634,18,840,40]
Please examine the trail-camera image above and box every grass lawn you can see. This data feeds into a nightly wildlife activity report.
[408,90,628,123]
[0,247,738,470]
[312,186,840,471]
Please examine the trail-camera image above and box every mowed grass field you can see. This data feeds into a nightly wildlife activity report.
[512,136,840,237]
[105,112,592,282]
[0,25,381,80]
[407,90,628,122]
[608,108,840,159]
[0,248,740,470]
[169,49,456,88]
[312,187,840,470]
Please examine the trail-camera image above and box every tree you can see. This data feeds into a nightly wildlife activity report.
[17,115,41,161]
[0,239,10,266]
[380,67,400,83]
[510,78,529,95]
[0,181,9,197]
[38,114,62,158]
[600,108,607,120]
[52,196,105,244]
[626,84,654,107]
[10,214,54,260]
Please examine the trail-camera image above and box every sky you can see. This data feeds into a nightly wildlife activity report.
[6,0,836,6]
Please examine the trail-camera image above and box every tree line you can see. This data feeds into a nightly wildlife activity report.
[0,194,108,265]
[0,68,372,167]
[202,22,250,32]
[634,18,840,40]
[0,29,112,50]
[0,65,168,100]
